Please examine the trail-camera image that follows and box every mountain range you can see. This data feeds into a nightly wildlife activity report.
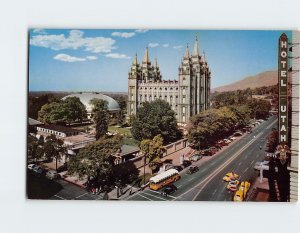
[212,70,277,93]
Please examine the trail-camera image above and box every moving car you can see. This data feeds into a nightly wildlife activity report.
[182,160,192,168]
[171,165,183,172]
[187,165,199,174]
[160,184,178,196]
[227,179,240,191]
[233,181,251,201]
[189,153,203,162]
[223,172,239,182]
[46,170,61,180]
[28,164,36,170]
[233,189,244,201]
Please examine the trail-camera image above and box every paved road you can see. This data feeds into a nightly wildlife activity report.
[127,116,277,201]
[49,180,103,200]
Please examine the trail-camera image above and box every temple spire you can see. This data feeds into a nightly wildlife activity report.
[154,57,158,68]
[201,50,206,63]
[143,47,150,63]
[133,52,138,65]
[184,44,190,58]
[193,33,199,56]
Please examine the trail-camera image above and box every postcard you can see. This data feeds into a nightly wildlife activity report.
[27,29,299,202]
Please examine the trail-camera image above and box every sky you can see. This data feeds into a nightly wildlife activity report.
[28,29,292,92]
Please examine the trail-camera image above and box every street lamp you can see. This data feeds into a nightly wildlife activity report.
[143,155,146,186]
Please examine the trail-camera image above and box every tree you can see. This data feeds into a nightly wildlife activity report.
[266,128,279,153]
[37,97,87,125]
[68,136,122,191]
[247,98,271,119]
[140,135,165,174]
[27,135,44,164]
[131,99,182,144]
[90,98,109,140]
[38,102,63,124]
[187,107,239,149]
[61,97,87,123]
[43,135,66,171]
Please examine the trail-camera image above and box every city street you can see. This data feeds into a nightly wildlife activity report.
[127,116,277,201]
[49,180,103,200]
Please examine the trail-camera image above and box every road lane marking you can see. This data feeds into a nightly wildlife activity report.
[147,189,176,199]
[251,160,255,165]
[238,162,242,167]
[54,195,65,200]
[143,192,167,201]
[244,167,249,173]
[173,131,264,201]
[75,193,88,199]
[137,193,153,201]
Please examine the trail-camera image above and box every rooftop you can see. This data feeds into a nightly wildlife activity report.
[38,124,80,134]
[28,118,43,126]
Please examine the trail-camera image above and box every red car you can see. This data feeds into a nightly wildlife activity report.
[209,147,218,154]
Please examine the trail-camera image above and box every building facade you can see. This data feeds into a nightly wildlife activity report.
[288,30,299,202]
[127,35,211,124]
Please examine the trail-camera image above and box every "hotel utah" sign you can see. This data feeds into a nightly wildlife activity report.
[278,33,289,144]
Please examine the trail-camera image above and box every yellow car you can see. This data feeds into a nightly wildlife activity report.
[226,179,240,191]
[233,181,251,202]
[223,172,239,182]
[233,189,244,201]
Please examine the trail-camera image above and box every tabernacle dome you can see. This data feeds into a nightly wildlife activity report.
[63,92,120,119]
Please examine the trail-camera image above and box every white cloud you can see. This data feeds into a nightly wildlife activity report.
[86,56,98,60]
[105,53,131,59]
[173,45,183,49]
[135,29,149,33]
[148,43,159,48]
[162,43,169,48]
[53,54,86,62]
[32,28,47,34]
[111,31,136,38]
[30,30,116,53]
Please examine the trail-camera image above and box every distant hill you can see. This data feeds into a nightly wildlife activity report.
[212,70,277,93]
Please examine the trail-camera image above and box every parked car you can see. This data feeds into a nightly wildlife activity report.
[187,165,199,174]
[182,160,192,168]
[233,131,243,136]
[209,147,218,154]
[33,166,47,176]
[160,184,178,196]
[224,139,232,144]
[201,149,213,156]
[28,164,37,170]
[229,136,236,141]
[46,170,61,180]
[189,153,203,162]
[217,140,228,146]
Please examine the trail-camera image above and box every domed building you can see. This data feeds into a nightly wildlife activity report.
[63,92,120,119]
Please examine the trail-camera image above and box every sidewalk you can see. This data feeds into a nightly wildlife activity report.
[248,176,279,202]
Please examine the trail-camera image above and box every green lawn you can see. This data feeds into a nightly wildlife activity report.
[108,126,132,137]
